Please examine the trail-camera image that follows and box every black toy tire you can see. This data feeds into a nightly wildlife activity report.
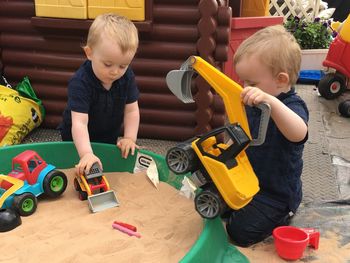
[73,178,81,191]
[43,170,68,198]
[0,208,22,232]
[79,191,88,201]
[13,193,37,216]
[166,145,197,174]
[338,100,350,117]
[318,73,346,100]
[194,185,226,219]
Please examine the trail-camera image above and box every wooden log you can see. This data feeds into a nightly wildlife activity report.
[153,5,199,24]
[42,115,62,129]
[149,24,198,42]
[132,59,184,76]
[139,124,195,141]
[0,34,85,53]
[3,50,84,70]
[135,76,168,94]
[136,41,196,60]
[41,100,66,115]
[5,66,73,84]
[0,1,34,17]
[0,17,36,34]
[141,108,196,126]
[139,93,196,110]
[31,83,68,100]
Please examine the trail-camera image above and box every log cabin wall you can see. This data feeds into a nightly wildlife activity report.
[0,0,231,141]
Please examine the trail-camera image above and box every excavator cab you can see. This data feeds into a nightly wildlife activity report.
[165,56,271,219]
[196,124,250,169]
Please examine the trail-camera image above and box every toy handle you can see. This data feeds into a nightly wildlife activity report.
[250,102,271,146]
[301,228,320,250]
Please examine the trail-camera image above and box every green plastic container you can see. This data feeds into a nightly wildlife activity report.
[0,142,249,263]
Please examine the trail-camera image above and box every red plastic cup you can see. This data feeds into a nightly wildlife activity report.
[273,226,320,260]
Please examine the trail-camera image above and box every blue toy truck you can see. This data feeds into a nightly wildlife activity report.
[0,150,67,216]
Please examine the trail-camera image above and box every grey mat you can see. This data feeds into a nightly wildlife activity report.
[298,84,339,202]
[292,201,350,246]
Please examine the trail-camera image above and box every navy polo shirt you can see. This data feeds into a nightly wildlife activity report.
[245,88,309,212]
[59,60,139,144]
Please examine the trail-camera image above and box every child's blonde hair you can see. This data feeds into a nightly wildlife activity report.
[234,25,301,85]
[86,13,139,54]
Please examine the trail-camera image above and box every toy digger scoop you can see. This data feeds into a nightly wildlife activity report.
[166,57,196,103]
[87,190,119,213]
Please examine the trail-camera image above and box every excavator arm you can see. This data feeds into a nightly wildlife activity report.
[166,56,270,146]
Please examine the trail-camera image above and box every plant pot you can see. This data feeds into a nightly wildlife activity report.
[301,49,329,71]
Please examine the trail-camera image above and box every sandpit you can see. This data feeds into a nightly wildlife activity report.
[1,169,203,263]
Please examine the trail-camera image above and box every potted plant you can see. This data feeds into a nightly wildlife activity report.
[284,16,334,70]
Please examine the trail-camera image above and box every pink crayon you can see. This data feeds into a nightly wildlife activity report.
[112,223,141,238]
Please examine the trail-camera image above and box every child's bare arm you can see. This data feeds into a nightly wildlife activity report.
[71,111,102,174]
[122,101,140,142]
[267,96,307,142]
[117,101,140,158]
[241,87,307,142]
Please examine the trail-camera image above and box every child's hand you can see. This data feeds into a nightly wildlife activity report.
[241,86,271,106]
[75,152,103,175]
[117,137,139,159]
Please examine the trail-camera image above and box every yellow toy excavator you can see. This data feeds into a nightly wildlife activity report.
[165,56,271,219]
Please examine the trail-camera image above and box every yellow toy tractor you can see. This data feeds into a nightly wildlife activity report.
[165,56,271,219]
[73,163,119,213]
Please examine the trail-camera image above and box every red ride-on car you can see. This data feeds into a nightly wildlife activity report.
[318,15,350,117]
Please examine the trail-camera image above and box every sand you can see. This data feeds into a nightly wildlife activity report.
[1,169,203,263]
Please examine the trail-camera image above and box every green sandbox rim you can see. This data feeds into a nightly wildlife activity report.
[0,142,248,263]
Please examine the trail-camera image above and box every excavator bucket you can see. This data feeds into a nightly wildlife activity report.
[166,58,196,103]
[88,190,119,213]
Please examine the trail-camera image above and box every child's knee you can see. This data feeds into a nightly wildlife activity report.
[226,221,261,247]
[225,213,271,247]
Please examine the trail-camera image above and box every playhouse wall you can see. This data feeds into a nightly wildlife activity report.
[0,0,231,141]
[224,16,284,83]
[34,0,145,21]
[34,0,87,19]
